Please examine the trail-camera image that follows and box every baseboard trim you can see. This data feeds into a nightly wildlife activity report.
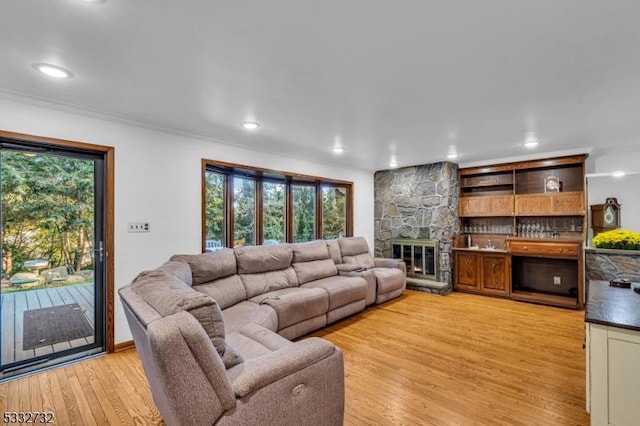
[114,340,135,352]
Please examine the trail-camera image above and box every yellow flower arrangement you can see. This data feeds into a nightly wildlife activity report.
[592,229,640,250]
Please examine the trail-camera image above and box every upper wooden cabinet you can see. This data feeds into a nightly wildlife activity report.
[459,154,587,226]
[514,192,585,216]
[459,195,513,217]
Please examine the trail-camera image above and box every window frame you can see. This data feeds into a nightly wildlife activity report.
[201,159,353,251]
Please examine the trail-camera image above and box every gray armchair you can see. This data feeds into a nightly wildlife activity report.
[337,237,406,304]
[119,272,344,426]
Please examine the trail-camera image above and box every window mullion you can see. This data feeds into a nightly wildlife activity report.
[316,182,323,240]
[256,179,264,245]
[225,173,234,248]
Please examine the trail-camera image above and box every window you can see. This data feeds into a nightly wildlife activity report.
[204,170,226,250]
[262,181,285,244]
[322,185,347,239]
[233,176,256,247]
[201,160,353,250]
[292,184,316,243]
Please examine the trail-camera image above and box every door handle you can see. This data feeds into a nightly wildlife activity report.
[93,241,104,262]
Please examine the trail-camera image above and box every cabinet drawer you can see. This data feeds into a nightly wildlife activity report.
[509,241,580,257]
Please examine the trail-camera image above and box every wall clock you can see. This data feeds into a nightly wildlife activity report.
[590,197,621,236]
[544,176,561,193]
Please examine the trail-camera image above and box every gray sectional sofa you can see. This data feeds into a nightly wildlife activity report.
[119,237,405,426]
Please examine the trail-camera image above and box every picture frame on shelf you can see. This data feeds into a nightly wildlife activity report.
[544,176,561,193]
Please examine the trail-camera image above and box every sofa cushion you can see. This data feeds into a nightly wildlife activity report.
[293,259,338,285]
[325,239,343,264]
[342,252,375,269]
[337,236,370,257]
[157,260,193,286]
[371,267,406,293]
[131,269,242,368]
[239,267,299,299]
[338,237,376,268]
[248,288,328,330]
[291,240,338,285]
[301,276,367,310]
[291,240,330,263]
[195,274,247,310]
[222,301,278,334]
[171,249,237,285]
[235,244,292,274]
[226,323,292,360]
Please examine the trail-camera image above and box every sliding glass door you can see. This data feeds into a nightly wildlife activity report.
[0,139,107,379]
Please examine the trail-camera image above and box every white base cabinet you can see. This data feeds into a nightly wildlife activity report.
[586,323,640,426]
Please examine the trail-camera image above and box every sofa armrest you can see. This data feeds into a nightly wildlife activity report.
[336,263,362,273]
[230,337,336,397]
[374,258,406,271]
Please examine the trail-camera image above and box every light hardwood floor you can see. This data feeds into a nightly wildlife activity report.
[0,291,590,425]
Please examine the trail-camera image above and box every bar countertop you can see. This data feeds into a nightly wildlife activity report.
[585,280,640,332]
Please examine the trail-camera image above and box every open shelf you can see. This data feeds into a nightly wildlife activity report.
[510,290,578,309]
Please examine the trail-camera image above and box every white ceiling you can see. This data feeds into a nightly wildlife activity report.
[1,0,639,171]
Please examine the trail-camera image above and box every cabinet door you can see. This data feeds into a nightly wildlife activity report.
[515,193,585,215]
[459,195,513,217]
[481,255,509,294]
[589,325,640,426]
[454,252,481,291]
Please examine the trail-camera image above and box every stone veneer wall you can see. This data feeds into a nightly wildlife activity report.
[585,247,640,282]
[374,162,459,285]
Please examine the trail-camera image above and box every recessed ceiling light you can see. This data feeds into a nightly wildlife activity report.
[447,152,458,159]
[523,132,539,148]
[611,170,626,178]
[33,63,73,79]
[332,146,344,154]
[242,121,259,130]
[389,159,398,168]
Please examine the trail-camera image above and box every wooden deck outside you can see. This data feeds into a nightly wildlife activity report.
[1,284,95,365]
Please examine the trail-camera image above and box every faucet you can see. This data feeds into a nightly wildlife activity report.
[486,239,494,249]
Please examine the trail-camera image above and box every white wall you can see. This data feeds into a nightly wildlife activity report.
[586,149,640,244]
[0,96,375,344]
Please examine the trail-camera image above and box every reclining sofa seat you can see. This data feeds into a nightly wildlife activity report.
[235,243,329,340]
[171,248,279,333]
[336,236,407,304]
[291,240,367,325]
[119,260,345,426]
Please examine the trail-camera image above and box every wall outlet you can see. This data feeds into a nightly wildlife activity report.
[128,222,150,233]
[553,276,562,286]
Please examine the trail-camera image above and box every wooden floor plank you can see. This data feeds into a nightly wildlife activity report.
[3,286,96,363]
[0,291,589,425]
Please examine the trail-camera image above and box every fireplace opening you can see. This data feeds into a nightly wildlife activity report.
[391,239,438,281]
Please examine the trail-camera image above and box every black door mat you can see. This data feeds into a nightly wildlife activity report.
[23,303,93,350]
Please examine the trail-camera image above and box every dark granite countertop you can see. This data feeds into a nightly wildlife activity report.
[585,280,640,332]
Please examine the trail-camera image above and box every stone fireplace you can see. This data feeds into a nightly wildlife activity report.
[374,162,458,292]
[391,239,438,280]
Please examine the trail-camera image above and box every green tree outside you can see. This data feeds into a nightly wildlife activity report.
[2,151,94,280]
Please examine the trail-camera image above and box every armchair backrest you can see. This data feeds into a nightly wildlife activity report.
[119,286,236,426]
[291,240,339,284]
[337,237,375,268]
[235,244,298,298]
